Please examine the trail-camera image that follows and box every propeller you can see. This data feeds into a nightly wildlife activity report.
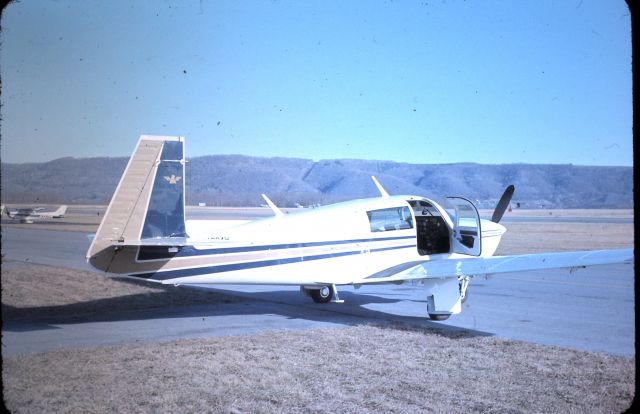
[491,185,515,223]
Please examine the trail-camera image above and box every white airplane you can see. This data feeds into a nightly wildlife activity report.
[86,136,633,320]
[5,205,67,223]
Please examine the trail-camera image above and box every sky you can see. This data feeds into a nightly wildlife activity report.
[0,0,632,166]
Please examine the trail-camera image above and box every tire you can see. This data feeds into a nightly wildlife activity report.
[310,286,333,303]
[428,313,451,321]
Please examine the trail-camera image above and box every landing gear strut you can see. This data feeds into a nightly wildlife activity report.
[459,275,470,304]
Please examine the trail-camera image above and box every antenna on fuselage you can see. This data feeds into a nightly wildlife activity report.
[371,176,389,199]
[261,194,284,217]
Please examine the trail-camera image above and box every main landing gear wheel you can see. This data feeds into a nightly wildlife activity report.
[428,313,451,321]
[310,285,333,303]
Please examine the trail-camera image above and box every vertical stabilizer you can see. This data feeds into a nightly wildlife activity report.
[87,135,186,269]
[54,205,67,217]
[140,139,187,238]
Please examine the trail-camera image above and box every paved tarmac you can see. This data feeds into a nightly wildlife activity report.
[1,226,635,357]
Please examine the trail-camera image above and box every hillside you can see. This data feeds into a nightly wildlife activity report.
[0,155,633,208]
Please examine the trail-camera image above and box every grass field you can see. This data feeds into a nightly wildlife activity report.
[1,262,240,322]
[1,210,635,413]
[3,322,635,413]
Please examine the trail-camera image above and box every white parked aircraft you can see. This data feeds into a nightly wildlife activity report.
[86,136,633,320]
[5,205,67,223]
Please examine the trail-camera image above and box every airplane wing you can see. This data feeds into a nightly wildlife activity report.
[351,248,634,285]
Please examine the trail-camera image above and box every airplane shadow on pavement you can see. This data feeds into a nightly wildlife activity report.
[2,282,493,339]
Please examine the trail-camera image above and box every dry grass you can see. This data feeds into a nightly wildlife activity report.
[2,325,634,413]
[496,222,634,255]
[1,263,240,323]
[481,208,634,218]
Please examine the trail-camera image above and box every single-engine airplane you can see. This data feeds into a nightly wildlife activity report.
[5,205,67,223]
[86,136,633,320]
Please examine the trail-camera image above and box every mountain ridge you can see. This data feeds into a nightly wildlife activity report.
[1,155,633,208]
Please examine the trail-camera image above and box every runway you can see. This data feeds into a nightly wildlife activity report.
[1,225,635,357]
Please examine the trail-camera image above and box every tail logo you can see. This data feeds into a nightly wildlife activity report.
[164,175,182,184]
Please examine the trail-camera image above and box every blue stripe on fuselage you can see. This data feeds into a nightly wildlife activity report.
[137,235,416,261]
[132,243,416,281]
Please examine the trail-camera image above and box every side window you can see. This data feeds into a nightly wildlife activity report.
[367,206,414,232]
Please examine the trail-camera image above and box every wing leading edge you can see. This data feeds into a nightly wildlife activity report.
[353,248,634,285]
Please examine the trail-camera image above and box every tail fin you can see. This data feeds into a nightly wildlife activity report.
[53,205,67,217]
[87,135,186,270]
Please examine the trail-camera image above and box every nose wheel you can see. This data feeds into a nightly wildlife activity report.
[428,313,451,321]
[427,276,470,321]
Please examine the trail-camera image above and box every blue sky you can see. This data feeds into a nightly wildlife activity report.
[0,0,632,166]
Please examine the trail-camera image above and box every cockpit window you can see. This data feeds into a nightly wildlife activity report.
[367,206,413,232]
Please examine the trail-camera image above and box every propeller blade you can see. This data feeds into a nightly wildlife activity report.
[491,185,515,223]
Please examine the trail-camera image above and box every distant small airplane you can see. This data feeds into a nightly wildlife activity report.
[5,205,67,223]
[86,136,633,320]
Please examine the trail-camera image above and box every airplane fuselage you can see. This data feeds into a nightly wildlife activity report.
[90,195,505,287]
[5,205,67,222]
[86,135,631,320]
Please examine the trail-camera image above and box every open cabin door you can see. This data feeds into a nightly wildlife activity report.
[447,197,482,256]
